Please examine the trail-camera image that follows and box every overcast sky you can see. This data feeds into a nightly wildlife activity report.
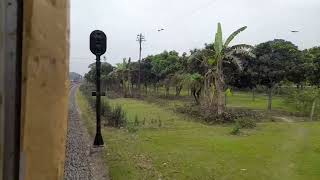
[70,0,320,75]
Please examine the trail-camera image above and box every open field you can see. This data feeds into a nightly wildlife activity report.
[141,89,299,115]
[226,91,296,112]
[77,90,320,180]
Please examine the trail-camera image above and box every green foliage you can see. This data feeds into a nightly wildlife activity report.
[149,50,181,80]
[101,100,112,120]
[236,118,257,129]
[78,95,320,180]
[225,88,233,97]
[285,88,320,118]
[82,25,320,115]
[84,62,114,84]
[182,73,203,88]
[252,39,301,89]
[306,47,320,86]
[176,103,261,124]
[224,26,247,48]
[80,83,128,128]
[207,23,250,114]
[230,117,255,135]
[230,122,241,135]
[110,105,127,128]
[214,23,223,54]
[134,115,139,126]
[126,123,139,133]
[127,115,140,133]
[158,118,162,128]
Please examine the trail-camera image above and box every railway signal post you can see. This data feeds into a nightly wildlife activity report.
[90,30,107,146]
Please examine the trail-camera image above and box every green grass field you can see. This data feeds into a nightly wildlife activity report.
[226,91,296,112]
[143,88,297,113]
[77,90,320,180]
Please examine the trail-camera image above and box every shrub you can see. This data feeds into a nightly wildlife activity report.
[101,100,112,117]
[158,119,162,128]
[109,105,127,128]
[127,123,139,133]
[176,104,261,124]
[285,88,320,119]
[80,83,129,127]
[230,122,241,135]
[134,115,139,126]
[79,82,95,97]
[236,118,256,129]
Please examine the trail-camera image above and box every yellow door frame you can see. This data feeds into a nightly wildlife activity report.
[20,1,70,179]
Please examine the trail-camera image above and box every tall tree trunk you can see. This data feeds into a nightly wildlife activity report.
[122,72,127,98]
[192,87,200,104]
[128,58,132,97]
[267,87,272,111]
[252,88,255,101]
[165,86,170,97]
[215,60,225,115]
[310,98,317,121]
[175,85,182,96]
[224,92,227,106]
[145,83,148,95]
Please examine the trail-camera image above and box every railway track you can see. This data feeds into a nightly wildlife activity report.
[64,83,93,179]
[64,83,109,180]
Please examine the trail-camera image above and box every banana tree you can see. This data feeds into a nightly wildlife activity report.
[115,58,132,97]
[182,73,203,104]
[211,23,253,114]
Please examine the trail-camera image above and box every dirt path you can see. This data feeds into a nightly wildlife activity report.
[64,84,109,180]
[273,116,294,123]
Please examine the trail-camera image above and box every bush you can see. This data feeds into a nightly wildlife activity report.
[101,100,112,117]
[230,122,241,135]
[236,118,256,129]
[79,82,95,97]
[176,104,261,124]
[285,88,320,118]
[127,123,139,133]
[158,119,162,128]
[134,115,140,126]
[109,105,127,128]
[80,83,128,128]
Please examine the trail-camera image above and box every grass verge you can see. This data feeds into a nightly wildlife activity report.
[77,90,320,180]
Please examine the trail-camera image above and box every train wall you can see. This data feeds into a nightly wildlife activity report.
[20,0,70,179]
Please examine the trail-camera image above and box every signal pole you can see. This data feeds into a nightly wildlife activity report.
[136,33,146,96]
[90,30,107,147]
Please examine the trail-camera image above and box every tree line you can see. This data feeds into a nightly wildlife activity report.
[84,23,320,115]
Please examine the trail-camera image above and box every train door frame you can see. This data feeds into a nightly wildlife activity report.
[1,0,23,179]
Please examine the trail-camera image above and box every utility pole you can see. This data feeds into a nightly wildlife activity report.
[136,33,145,96]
